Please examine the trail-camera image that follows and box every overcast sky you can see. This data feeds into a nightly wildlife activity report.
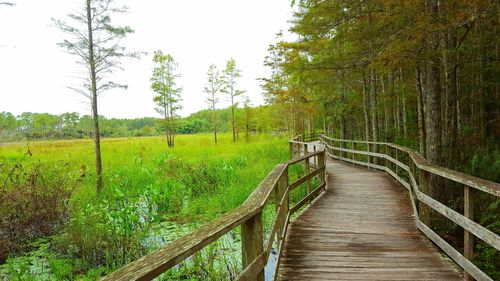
[0,0,294,118]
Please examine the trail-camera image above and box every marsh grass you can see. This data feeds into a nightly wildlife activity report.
[0,133,290,280]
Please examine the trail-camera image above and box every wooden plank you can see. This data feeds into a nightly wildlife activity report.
[385,154,410,172]
[317,151,326,191]
[290,182,326,214]
[273,211,291,281]
[304,150,311,202]
[237,252,267,281]
[278,161,463,281]
[385,168,411,190]
[327,144,386,159]
[266,188,289,257]
[286,151,323,165]
[328,153,386,171]
[464,186,474,281]
[289,140,324,147]
[244,164,287,208]
[416,161,500,197]
[322,135,381,145]
[417,191,500,251]
[417,221,493,281]
[242,212,264,281]
[289,167,324,190]
[277,168,288,240]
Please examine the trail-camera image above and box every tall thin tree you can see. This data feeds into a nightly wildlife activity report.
[242,95,253,142]
[151,51,182,148]
[222,59,244,142]
[203,65,222,144]
[54,0,138,193]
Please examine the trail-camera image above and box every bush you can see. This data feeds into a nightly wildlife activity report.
[0,156,76,262]
[56,185,159,269]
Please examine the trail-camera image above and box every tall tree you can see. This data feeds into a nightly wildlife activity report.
[151,50,182,148]
[203,64,222,144]
[242,95,253,141]
[222,59,244,142]
[54,0,137,193]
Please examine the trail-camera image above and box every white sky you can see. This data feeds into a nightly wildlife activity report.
[0,0,294,118]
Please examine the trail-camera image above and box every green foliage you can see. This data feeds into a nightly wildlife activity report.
[462,145,500,183]
[0,156,77,263]
[0,134,289,279]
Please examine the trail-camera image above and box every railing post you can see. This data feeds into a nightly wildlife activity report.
[419,169,431,225]
[464,186,474,281]
[318,151,326,190]
[385,144,389,169]
[276,167,289,240]
[337,140,341,158]
[305,152,311,203]
[289,141,294,159]
[313,145,317,167]
[351,141,355,161]
[367,142,371,164]
[395,149,400,176]
[241,212,264,281]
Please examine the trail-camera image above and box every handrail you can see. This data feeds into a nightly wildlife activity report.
[323,137,499,196]
[320,135,499,281]
[102,141,326,281]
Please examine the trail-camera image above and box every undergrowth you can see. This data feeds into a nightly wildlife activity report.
[0,134,289,280]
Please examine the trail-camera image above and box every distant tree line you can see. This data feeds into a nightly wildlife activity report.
[0,106,284,142]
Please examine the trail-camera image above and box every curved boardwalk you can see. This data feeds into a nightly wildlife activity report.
[277,160,462,281]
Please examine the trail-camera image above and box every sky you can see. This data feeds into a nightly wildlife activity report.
[0,0,294,118]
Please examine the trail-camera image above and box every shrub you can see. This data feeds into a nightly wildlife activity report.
[57,185,159,269]
[0,156,76,262]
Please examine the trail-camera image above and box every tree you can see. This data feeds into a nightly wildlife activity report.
[32,113,59,139]
[54,0,137,193]
[151,50,182,148]
[222,59,245,142]
[0,112,16,138]
[203,65,222,144]
[242,95,253,141]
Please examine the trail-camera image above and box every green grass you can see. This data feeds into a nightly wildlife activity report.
[0,133,290,280]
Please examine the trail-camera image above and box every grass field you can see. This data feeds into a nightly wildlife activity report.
[0,133,292,280]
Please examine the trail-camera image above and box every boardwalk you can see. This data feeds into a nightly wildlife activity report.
[105,138,498,281]
[277,160,462,280]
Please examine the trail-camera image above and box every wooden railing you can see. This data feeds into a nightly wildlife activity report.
[320,135,500,281]
[295,131,324,142]
[102,141,326,281]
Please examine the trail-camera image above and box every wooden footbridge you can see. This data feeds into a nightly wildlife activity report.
[104,135,499,281]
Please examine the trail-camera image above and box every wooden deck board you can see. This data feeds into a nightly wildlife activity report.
[277,160,463,280]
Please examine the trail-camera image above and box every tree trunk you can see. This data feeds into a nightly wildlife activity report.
[370,68,378,143]
[214,122,218,144]
[416,65,426,156]
[445,32,458,165]
[424,9,442,165]
[381,74,390,141]
[362,69,371,142]
[399,69,408,139]
[231,97,236,142]
[87,0,103,194]
[421,0,443,228]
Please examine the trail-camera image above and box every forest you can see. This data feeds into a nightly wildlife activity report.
[1,0,499,280]
[260,0,500,278]
[0,105,283,141]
